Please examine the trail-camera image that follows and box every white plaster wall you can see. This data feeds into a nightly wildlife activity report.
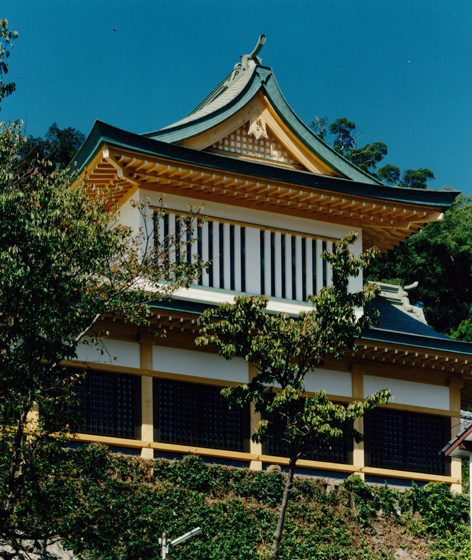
[304,368,352,398]
[75,339,140,369]
[363,375,450,411]
[245,227,262,294]
[152,346,249,384]
[117,193,144,233]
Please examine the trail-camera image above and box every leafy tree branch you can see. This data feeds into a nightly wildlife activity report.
[197,233,390,559]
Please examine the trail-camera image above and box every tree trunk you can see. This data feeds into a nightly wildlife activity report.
[270,456,297,560]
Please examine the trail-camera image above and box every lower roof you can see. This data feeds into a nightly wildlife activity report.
[149,294,472,362]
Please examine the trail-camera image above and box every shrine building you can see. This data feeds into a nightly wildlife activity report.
[71,37,472,491]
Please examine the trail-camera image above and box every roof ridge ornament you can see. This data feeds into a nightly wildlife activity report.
[227,34,266,84]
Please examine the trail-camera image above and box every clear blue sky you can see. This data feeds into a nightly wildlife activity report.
[3,1,472,196]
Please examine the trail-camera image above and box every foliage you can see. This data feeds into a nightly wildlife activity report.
[367,195,472,334]
[19,123,85,170]
[197,233,390,559]
[0,20,206,555]
[0,19,17,106]
[310,117,435,188]
[0,446,468,560]
[0,124,204,551]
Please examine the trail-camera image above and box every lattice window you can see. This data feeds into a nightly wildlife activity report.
[264,406,352,464]
[154,210,331,302]
[260,231,330,300]
[154,213,247,292]
[73,370,141,439]
[211,124,295,164]
[365,408,450,475]
[153,378,249,452]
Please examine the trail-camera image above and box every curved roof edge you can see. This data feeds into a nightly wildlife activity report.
[73,120,459,210]
[363,327,472,357]
[143,65,382,186]
[148,297,472,358]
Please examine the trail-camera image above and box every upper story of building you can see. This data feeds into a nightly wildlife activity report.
[73,36,458,312]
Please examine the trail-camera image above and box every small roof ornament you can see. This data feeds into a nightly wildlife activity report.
[227,34,266,84]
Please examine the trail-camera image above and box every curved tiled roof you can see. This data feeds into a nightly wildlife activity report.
[159,60,259,131]
[143,62,383,186]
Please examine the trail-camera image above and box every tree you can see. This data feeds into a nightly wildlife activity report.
[0,19,17,105]
[311,117,435,188]
[197,234,390,559]
[328,117,357,155]
[400,168,435,190]
[19,122,85,170]
[367,195,472,334]
[0,22,205,555]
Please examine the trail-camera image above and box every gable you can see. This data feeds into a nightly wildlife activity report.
[205,121,308,171]
[176,92,344,177]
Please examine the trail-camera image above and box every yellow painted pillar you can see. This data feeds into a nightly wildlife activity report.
[351,368,365,480]
[140,342,154,459]
[449,377,464,493]
[26,402,40,434]
[248,363,263,471]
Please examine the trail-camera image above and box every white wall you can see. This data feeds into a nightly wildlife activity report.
[152,346,249,384]
[118,194,144,233]
[363,375,450,411]
[75,338,141,369]
[304,368,352,397]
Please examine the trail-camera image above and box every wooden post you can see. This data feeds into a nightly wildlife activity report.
[351,368,365,480]
[449,377,464,493]
[248,363,263,470]
[140,342,154,459]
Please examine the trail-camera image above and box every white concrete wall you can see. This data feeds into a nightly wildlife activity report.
[152,346,249,384]
[363,375,450,410]
[75,339,140,369]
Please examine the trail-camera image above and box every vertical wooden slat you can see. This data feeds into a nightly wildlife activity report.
[264,230,272,296]
[234,225,241,292]
[285,234,292,300]
[212,221,220,288]
[305,238,313,297]
[326,241,333,285]
[201,221,210,287]
[274,231,282,298]
[223,222,231,290]
[295,235,303,301]
[167,214,176,269]
[315,239,323,294]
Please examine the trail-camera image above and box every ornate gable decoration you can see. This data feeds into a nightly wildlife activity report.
[208,120,305,169]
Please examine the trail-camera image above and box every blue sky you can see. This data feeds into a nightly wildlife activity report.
[3,1,472,196]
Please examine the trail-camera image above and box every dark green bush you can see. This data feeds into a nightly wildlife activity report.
[1,444,470,559]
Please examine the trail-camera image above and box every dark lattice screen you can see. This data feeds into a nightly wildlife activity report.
[265,409,352,464]
[74,371,141,439]
[365,408,450,475]
[154,378,249,451]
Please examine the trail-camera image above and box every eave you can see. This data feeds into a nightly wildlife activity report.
[73,121,458,253]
